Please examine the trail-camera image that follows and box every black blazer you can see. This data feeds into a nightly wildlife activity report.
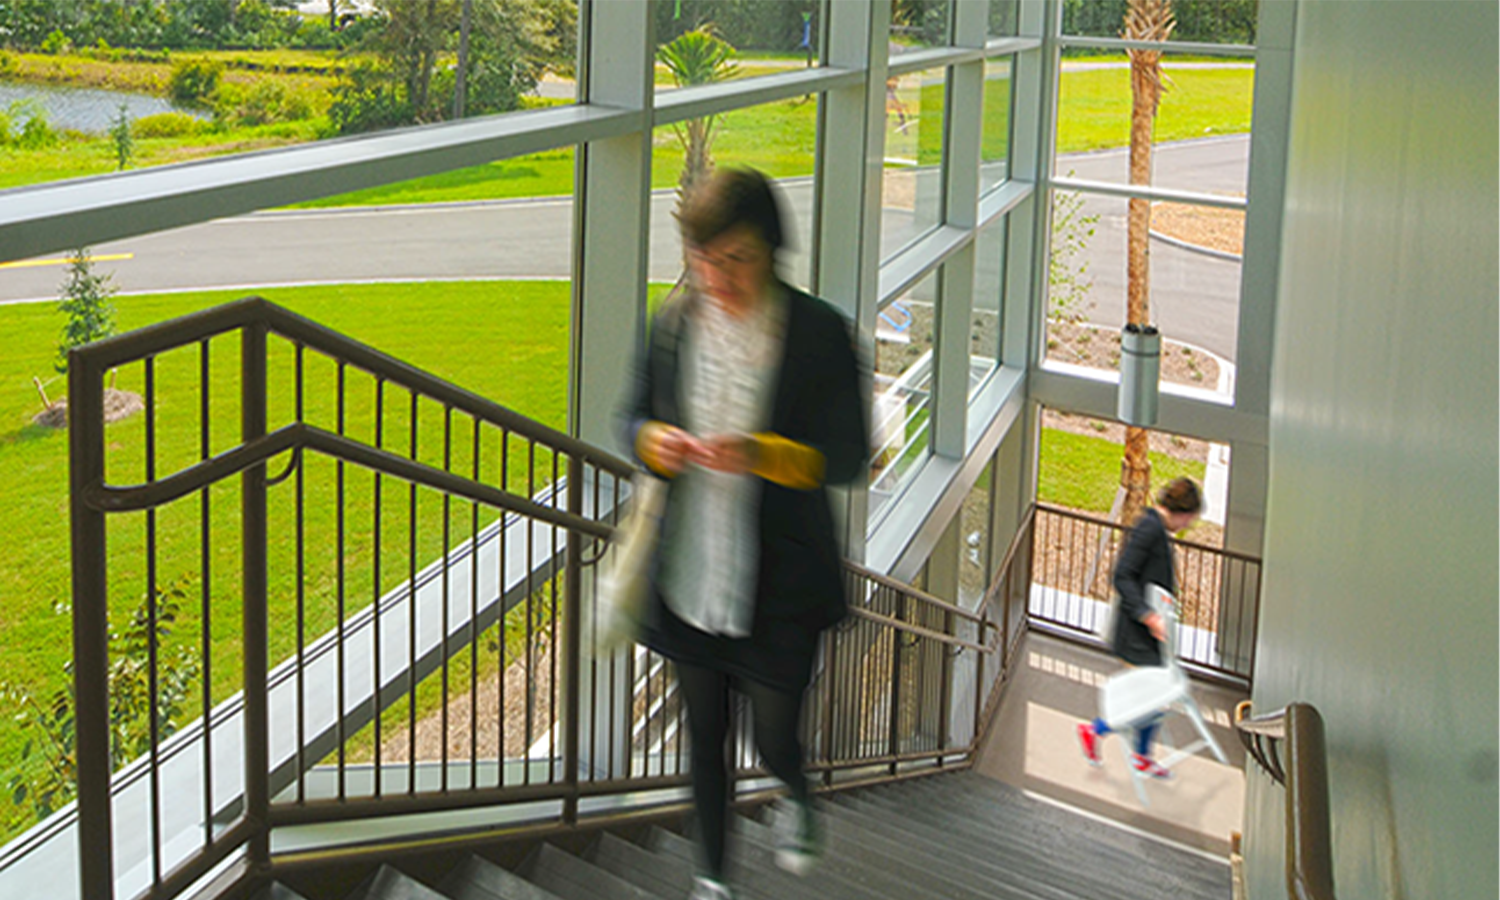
[1111,508,1175,666]
[620,284,869,632]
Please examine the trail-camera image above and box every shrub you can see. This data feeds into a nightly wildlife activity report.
[40,29,71,55]
[168,58,223,106]
[328,61,411,135]
[9,100,57,150]
[212,80,316,128]
[132,112,204,138]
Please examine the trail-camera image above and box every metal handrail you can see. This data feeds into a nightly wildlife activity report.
[845,560,997,629]
[1035,501,1265,563]
[1235,702,1336,900]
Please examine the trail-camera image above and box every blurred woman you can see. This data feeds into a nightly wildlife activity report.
[1077,477,1203,777]
[620,168,868,900]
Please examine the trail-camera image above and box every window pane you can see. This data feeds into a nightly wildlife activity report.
[1043,190,1240,402]
[989,0,1021,38]
[892,0,953,49]
[1061,1,1257,45]
[1055,50,1254,195]
[647,97,819,294]
[881,65,948,260]
[0,0,579,193]
[980,58,1013,192]
[970,215,1008,396]
[959,460,996,609]
[655,1,824,92]
[871,269,939,524]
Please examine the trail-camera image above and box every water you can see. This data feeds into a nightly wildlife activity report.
[0,80,209,133]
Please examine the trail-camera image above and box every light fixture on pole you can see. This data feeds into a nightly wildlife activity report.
[1118,323,1161,427]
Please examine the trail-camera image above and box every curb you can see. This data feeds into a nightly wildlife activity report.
[1149,228,1243,263]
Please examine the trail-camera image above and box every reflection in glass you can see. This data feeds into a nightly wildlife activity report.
[970,216,1008,396]
[959,461,995,608]
[648,98,820,294]
[871,270,939,524]
[1055,51,1254,195]
[989,0,1021,38]
[881,66,947,260]
[891,0,952,49]
[1043,191,1241,397]
[980,58,1013,192]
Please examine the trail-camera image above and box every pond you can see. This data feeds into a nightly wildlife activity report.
[0,80,210,133]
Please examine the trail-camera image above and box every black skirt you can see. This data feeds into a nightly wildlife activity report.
[640,590,822,694]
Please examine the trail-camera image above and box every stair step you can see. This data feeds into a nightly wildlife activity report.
[251,884,313,900]
[647,821,918,900]
[874,776,1231,898]
[438,855,565,900]
[520,842,666,900]
[344,865,450,900]
[586,832,694,898]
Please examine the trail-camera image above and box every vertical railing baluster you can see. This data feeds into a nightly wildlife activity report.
[524,440,535,785]
[888,587,904,774]
[562,453,583,823]
[144,355,163,891]
[408,390,419,794]
[199,339,214,848]
[242,321,271,869]
[550,450,561,785]
[294,344,306,805]
[70,333,112,900]
[497,428,509,788]
[373,378,384,798]
[470,418,481,788]
[335,361,347,800]
[441,405,453,794]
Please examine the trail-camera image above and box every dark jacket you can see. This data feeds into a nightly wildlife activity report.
[1111,508,1175,666]
[619,285,869,675]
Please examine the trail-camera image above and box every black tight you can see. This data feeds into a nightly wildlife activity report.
[676,661,809,881]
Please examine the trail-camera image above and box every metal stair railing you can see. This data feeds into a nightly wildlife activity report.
[62,298,1041,900]
[1235,702,1336,900]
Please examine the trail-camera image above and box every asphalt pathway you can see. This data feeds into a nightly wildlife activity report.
[0,134,1249,360]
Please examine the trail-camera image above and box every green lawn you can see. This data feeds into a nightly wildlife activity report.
[1,65,1252,201]
[1037,428,1207,513]
[0,279,575,840]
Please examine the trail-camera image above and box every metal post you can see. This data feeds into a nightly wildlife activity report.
[561,455,585,824]
[242,322,271,870]
[887,589,905,775]
[70,352,114,900]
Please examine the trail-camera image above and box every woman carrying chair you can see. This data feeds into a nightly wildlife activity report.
[1077,478,1203,778]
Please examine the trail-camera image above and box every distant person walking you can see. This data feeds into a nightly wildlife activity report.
[620,168,869,900]
[1077,478,1203,777]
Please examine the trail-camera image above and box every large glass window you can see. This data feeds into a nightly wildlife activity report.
[654,1,823,88]
[647,97,819,294]
[980,58,1013,192]
[1043,190,1240,402]
[970,215,1008,395]
[959,459,996,609]
[0,1,580,193]
[1062,2,1257,45]
[891,0,952,50]
[989,0,1021,39]
[871,268,940,524]
[881,65,948,259]
[1055,50,1254,195]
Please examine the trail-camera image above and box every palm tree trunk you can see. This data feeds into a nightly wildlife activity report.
[1120,0,1173,528]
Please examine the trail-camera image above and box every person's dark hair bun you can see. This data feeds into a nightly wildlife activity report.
[1157,477,1202,514]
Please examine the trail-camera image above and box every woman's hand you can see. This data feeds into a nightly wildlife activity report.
[641,424,704,476]
[1142,612,1167,644]
[689,434,759,475]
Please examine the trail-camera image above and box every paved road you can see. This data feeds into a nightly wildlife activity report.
[0,134,1249,360]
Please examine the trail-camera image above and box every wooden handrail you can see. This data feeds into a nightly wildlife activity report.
[1235,702,1336,900]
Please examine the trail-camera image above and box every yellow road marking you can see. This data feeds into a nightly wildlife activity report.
[0,252,134,270]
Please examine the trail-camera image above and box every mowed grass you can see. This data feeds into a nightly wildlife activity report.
[1037,427,1206,513]
[0,64,1251,202]
[0,279,576,840]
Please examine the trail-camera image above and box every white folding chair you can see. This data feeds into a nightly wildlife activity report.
[1097,586,1228,805]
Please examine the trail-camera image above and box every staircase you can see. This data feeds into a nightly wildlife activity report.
[254,772,1231,900]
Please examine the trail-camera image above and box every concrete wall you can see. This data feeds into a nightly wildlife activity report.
[1244,3,1498,899]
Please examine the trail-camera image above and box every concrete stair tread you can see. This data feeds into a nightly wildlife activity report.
[343,865,451,900]
[520,842,666,900]
[438,855,567,900]
[586,832,695,899]
[251,884,314,900]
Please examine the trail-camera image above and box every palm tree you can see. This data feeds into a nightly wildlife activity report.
[657,27,738,223]
[1119,0,1175,528]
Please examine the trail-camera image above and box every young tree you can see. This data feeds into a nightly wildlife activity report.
[55,247,118,376]
[657,26,737,221]
[1119,0,1174,529]
[109,102,133,171]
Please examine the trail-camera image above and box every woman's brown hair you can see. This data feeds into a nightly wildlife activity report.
[678,167,788,251]
[1157,477,1202,514]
